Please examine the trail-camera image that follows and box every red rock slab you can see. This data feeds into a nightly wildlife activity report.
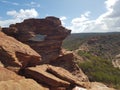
[0,32,41,72]
[24,65,70,87]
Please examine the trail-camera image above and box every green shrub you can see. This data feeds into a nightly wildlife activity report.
[78,51,120,89]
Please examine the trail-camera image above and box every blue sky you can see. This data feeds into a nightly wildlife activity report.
[0,0,120,33]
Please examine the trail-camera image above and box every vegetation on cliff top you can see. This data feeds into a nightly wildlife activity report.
[78,51,120,89]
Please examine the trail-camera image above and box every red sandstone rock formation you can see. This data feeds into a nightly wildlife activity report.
[2,17,88,82]
[0,66,48,90]
[2,16,71,63]
[0,32,41,72]
[24,65,90,89]
[24,65,70,88]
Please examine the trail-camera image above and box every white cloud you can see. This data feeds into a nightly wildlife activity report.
[0,9,39,27]
[68,11,95,33]
[0,19,21,27]
[7,9,39,19]
[60,16,67,21]
[60,16,67,25]
[68,0,120,33]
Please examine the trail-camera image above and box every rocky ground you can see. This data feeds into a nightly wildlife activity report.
[0,16,115,90]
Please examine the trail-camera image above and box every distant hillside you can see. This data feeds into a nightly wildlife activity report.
[63,32,120,89]
[63,32,120,59]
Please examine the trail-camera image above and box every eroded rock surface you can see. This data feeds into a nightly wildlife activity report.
[0,66,23,81]
[24,65,70,88]
[0,32,41,72]
[0,66,48,90]
[2,16,71,63]
[23,65,90,89]
[47,65,90,88]
[50,50,89,82]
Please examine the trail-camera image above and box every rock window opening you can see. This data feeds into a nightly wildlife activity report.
[29,34,46,41]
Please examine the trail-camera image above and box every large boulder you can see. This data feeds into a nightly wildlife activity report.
[50,50,89,82]
[0,66,48,90]
[2,16,71,63]
[47,65,91,88]
[23,65,90,89]
[0,32,41,72]
[24,65,70,87]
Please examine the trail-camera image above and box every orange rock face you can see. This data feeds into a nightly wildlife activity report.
[50,50,89,82]
[24,65,90,89]
[24,65,70,87]
[0,66,23,81]
[0,32,41,71]
[2,16,71,63]
[0,66,48,90]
